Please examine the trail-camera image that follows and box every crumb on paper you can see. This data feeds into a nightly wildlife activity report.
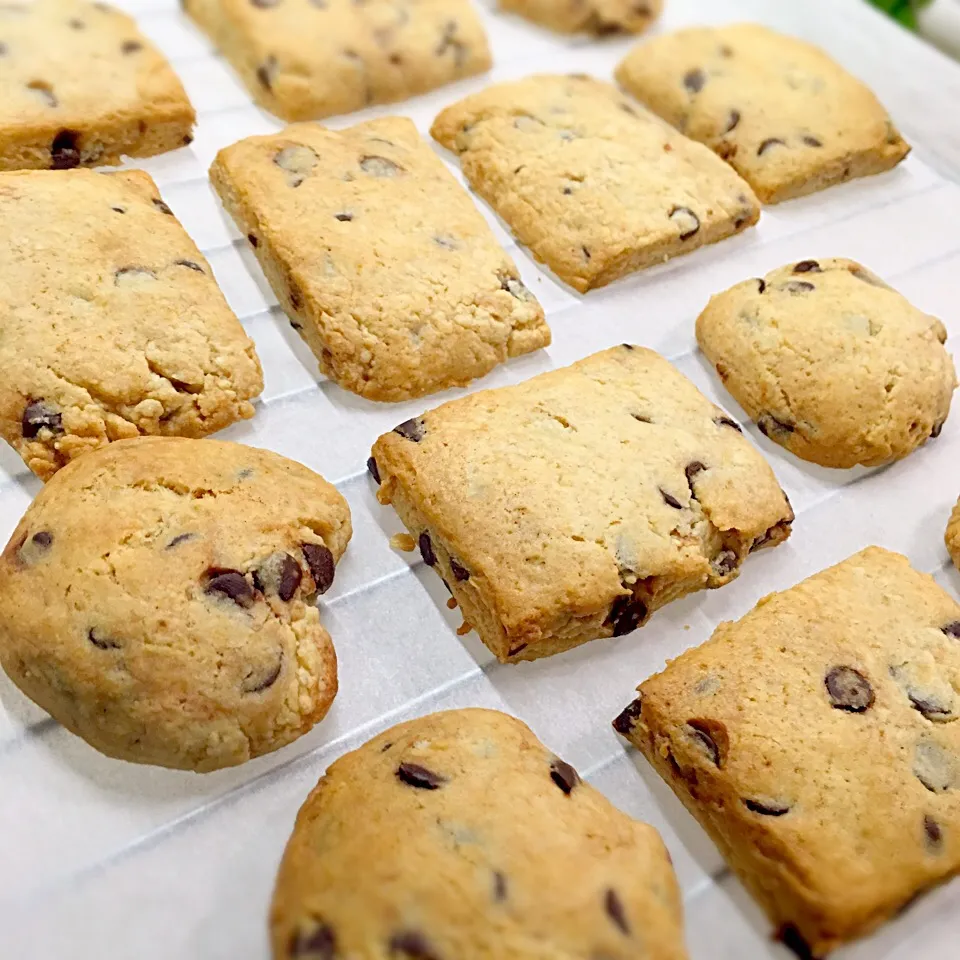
[446,597,458,610]
[390,533,416,552]
[456,620,473,636]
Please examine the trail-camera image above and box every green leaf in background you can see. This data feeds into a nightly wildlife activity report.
[865,0,935,29]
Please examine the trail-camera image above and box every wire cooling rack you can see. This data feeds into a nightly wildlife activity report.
[1,0,959,956]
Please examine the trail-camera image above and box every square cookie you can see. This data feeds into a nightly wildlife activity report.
[370,345,793,662]
[696,258,956,468]
[0,169,263,481]
[615,547,960,957]
[615,24,910,204]
[430,74,760,293]
[0,0,195,171]
[184,0,490,122]
[499,0,661,36]
[210,117,550,402]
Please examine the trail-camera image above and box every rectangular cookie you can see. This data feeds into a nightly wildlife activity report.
[370,344,793,662]
[615,547,960,957]
[0,0,195,171]
[184,0,490,122]
[210,117,550,402]
[615,24,910,204]
[430,74,760,293]
[0,169,263,480]
[499,0,661,36]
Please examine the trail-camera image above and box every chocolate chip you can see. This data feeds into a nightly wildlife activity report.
[247,233,259,247]
[777,924,816,960]
[924,814,943,850]
[88,628,121,651]
[622,343,635,351]
[111,206,125,214]
[22,400,63,439]
[289,921,336,958]
[714,415,742,432]
[388,931,439,959]
[334,212,353,222]
[711,549,739,577]
[508,643,528,657]
[449,558,469,581]
[31,531,53,549]
[500,275,532,301]
[685,461,706,489]
[0,43,6,56]
[204,569,254,607]
[757,138,785,156]
[604,888,630,934]
[660,488,683,509]
[241,650,283,693]
[686,720,722,766]
[366,456,381,484]
[607,594,647,637]
[166,533,194,549]
[175,259,203,272]
[411,533,435,568]
[27,81,57,108]
[302,543,335,594]
[254,552,302,601]
[683,68,706,93]
[153,198,174,216]
[669,205,700,240]
[783,280,815,294]
[435,19,465,66]
[793,260,821,273]
[932,421,945,439]
[942,622,960,638]
[757,413,795,439]
[493,871,508,901]
[121,40,142,53]
[69,17,85,28]
[825,666,874,712]
[632,413,651,423]
[803,135,823,147]
[274,145,318,187]
[251,0,282,6]
[359,155,403,177]
[907,690,954,723]
[182,134,194,146]
[51,129,81,170]
[393,418,425,442]
[613,697,642,736]
[724,109,741,133]
[581,245,592,261]
[256,55,278,90]
[744,797,791,816]
[756,278,767,293]
[914,741,955,793]
[396,762,445,790]
[549,758,580,794]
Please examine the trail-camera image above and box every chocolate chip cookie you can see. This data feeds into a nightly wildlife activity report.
[615,547,960,957]
[271,708,687,959]
[0,437,351,772]
[696,258,956,468]
[500,0,661,36]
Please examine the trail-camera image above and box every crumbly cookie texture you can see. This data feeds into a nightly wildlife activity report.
[696,258,956,469]
[0,168,263,481]
[370,345,793,662]
[615,24,910,204]
[271,708,688,960]
[211,117,549,402]
[431,74,760,293]
[0,0,195,171]
[945,502,960,573]
[184,0,490,122]
[615,547,960,958]
[500,0,661,36]
[0,437,351,772]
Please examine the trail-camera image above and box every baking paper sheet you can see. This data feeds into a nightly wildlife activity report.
[1,0,959,956]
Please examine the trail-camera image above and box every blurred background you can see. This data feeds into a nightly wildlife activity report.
[869,0,960,57]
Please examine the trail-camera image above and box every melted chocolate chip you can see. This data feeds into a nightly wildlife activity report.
[204,569,254,607]
[756,278,767,293]
[607,594,647,637]
[686,720,721,766]
[757,138,785,156]
[724,109,741,133]
[777,924,817,960]
[669,205,700,240]
[31,531,53,549]
[334,212,353,222]
[302,543,335,594]
[449,558,469,581]
[712,549,738,577]
[22,400,63,439]
[744,797,791,816]
[121,40,142,53]
[166,533,195,549]
[941,622,960,638]
[685,461,706,489]
[153,198,174,216]
[247,233,259,247]
[366,456,381,484]
[289,922,336,958]
[613,696,643,735]
[683,68,706,93]
[396,762,445,790]
[604,888,630,934]
[393,418,425,442]
[757,413,795,439]
[908,691,954,723]
[825,666,874,712]
[493,871,508,901]
[242,651,283,693]
[51,129,81,169]
[388,931,439,959]
[925,814,943,850]
[714,415,742,432]
[359,155,403,177]
[88,628,121,651]
[175,259,204,272]
[549,758,580,795]
[418,532,436,566]
[783,280,816,294]
[803,135,823,147]
[254,553,303,602]
[932,421,945,439]
[508,643,528,657]
[660,488,683,509]
[793,260,821,274]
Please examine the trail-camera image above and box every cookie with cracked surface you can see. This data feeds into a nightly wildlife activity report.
[615,547,960,957]
[499,0,661,36]
[696,258,956,468]
[370,345,793,662]
[430,74,760,293]
[271,708,688,959]
[0,168,263,481]
[210,116,549,402]
[0,0,194,171]
[0,437,351,771]
[615,24,910,204]
[183,0,490,122]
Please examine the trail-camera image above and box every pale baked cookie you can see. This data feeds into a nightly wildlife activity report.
[184,0,490,122]
[271,708,688,959]
[696,258,956,469]
[0,169,263,481]
[0,0,195,171]
[500,0,661,36]
[0,437,351,772]
[431,74,760,292]
[615,24,910,204]
[615,547,960,958]
[211,117,549,402]
[370,345,793,662]
[945,502,960,572]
